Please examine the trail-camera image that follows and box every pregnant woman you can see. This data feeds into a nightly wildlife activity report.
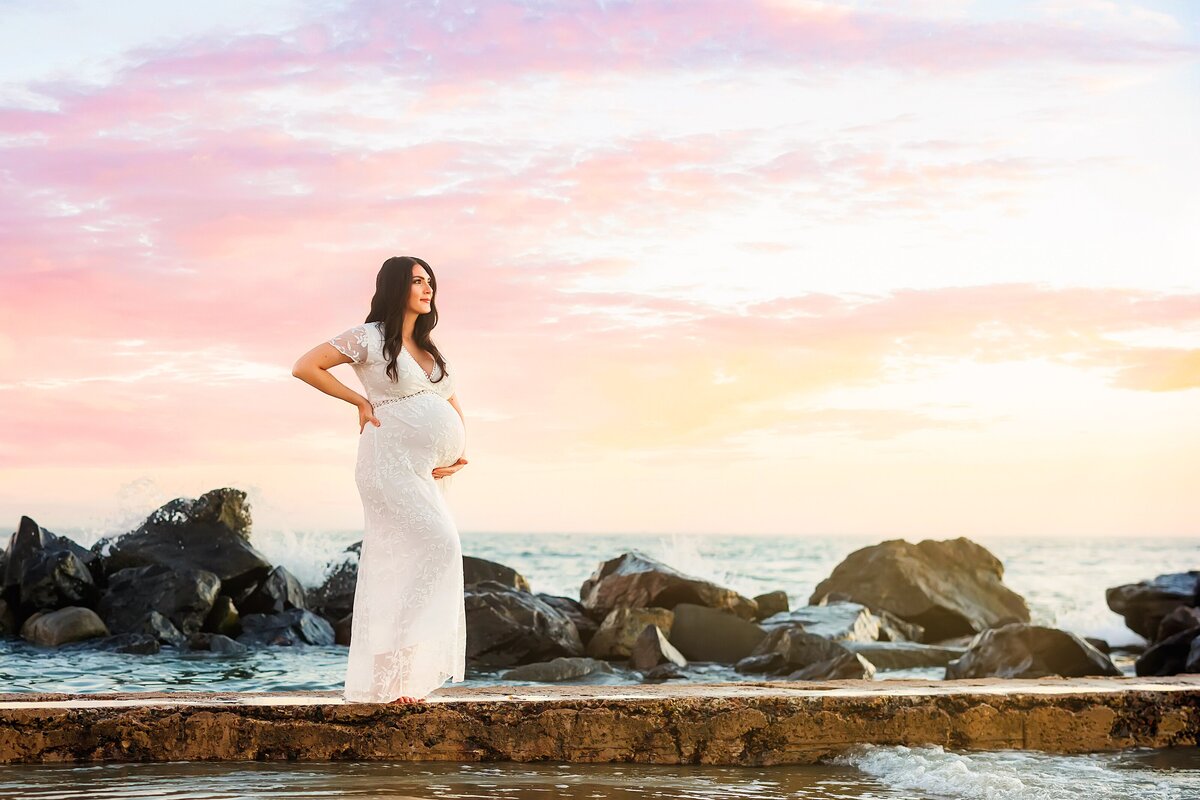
[291,255,469,704]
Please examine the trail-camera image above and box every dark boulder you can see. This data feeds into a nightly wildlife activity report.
[135,610,187,647]
[0,598,17,636]
[586,607,673,660]
[642,663,687,682]
[746,626,850,674]
[580,551,758,621]
[1135,626,1200,677]
[464,556,530,591]
[1155,606,1200,644]
[810,537,1030,641]
[875,609,925,643]
[787,650,875,681]
[98,564,220,638]
[667,603,767,663]
[307,541,361,621]
[202,595,242,638]
[629,624,687,671]
[95,488,270,597]
[752,591,789,620]
[761,602,880,642]
[187,632,249,655]
[77,633,161,655]
[17,548,98,612]
[842,641,966,670]
[333,613,352,646]
[238,566,306,615]
[5,517,99,590]
[500,657,615,682]
[1107,572,1200,640]
[237,609,335,646]
[465,581,583,667]
[945,623,1121,679]
[535,593,598,646]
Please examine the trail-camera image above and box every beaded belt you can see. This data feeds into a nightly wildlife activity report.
[372,389,435,408]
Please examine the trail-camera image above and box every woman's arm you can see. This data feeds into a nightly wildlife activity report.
[292,344,368,408]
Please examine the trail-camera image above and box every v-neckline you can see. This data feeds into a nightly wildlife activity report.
[401,343,436,381]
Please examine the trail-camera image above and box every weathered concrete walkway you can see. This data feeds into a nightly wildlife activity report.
[0,676,1197,765]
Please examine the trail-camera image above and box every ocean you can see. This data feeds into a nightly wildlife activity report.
[0,529,1195,798]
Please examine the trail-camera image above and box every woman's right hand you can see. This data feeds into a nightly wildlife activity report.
[357,399,381,434]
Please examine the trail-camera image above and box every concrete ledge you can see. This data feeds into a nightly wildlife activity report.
[0,677,1197,765]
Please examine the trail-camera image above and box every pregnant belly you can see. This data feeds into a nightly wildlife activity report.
[368,392,465,473]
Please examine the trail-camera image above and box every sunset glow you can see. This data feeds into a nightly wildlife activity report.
[1,0,1197,539]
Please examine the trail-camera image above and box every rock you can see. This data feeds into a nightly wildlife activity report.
[1107,572,1200,641]
[667,603,767,663]
[238,566,306,615]
[0,598,16,636]
[586,607,674,660]
[187,632,248,655]
[1135,626,1200,677]
[842,641,966,670]
[97,488,270,597]
[20,606,108,647]
[203,596,241,638]
[535,594,598,646]
[787,651,876,681]
[111,633,161,654]
[735,652,787,674]
[72,632,161,655]
[761,602,880,642]
[465,581,583,667]
[752,591,789,620]
[4,517,99,592]
[98,564,220,638]
[333,613,352,646]
[629,624,687,671]
[810,537,1031,641]
[464,556,530,591]
[1188,637,1200,673]
[749,626,852,675]
[500,657,614,682]
[1084,637,1111,654]
[136,610,186,647]
[1154,605,1200,644]
[642,663,687,681]
[946,623,1121,679]
[307,542,360,621]
[17,548,97,612]
[875,609,925,643]
[580,551,757,621]
[237,609,335,646]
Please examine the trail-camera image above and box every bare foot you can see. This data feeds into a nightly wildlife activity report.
[388,695,422,705]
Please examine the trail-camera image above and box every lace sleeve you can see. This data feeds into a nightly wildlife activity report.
[328,325,368,364]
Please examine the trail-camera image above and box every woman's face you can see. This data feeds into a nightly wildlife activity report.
[409,264,433,315]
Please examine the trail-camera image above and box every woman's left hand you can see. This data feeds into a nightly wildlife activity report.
[433,456,468,480]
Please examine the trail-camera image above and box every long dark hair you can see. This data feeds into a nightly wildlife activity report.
[364,256,447,384]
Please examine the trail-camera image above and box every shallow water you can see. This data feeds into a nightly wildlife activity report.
[0,746,1197,799]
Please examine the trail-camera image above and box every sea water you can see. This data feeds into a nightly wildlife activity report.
[0,530,1191,692]
[0,530,1195,798]
[0,747,1197,798]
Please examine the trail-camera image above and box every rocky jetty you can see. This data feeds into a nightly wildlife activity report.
[5,500,1162,688]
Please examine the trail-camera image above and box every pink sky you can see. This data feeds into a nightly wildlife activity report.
[1,0,1197,540]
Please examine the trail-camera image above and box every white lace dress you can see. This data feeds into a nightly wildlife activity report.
[327,321,467,702]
